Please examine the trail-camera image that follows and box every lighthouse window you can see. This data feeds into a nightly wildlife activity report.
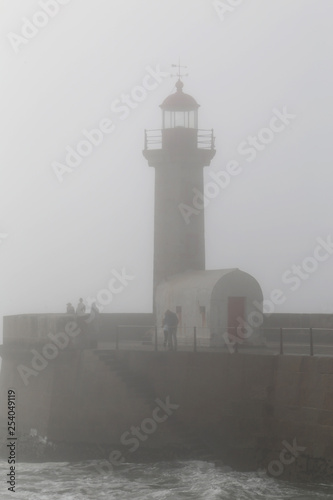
[174,111,185,127]
[188,111,196,128]
[163,110,197,129]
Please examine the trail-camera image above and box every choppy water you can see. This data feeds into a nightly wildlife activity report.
[1,460,333,500]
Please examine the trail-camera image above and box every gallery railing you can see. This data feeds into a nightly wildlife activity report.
[144,129,215,150]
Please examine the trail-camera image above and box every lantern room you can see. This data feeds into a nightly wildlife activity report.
[160,79,199,129]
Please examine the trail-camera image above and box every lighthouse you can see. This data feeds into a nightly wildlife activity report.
[143,71,264,347]
[143,75,216,300]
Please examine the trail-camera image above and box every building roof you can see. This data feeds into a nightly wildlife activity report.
[160,79,200,111]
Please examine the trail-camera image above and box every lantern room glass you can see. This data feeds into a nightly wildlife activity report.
[163,110,197,129]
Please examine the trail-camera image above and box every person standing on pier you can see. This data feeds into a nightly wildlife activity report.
[163,310,179,351]
[66,302,75,314]
[76,298,86,316]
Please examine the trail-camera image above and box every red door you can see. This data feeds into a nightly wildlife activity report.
[227,297,245,339]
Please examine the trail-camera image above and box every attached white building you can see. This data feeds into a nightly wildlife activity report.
[156,268,264,347]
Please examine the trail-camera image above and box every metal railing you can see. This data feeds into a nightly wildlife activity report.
[144,129,215,151]
[144,129,161,150]
[263,327,333,356]
[197,129,215,150]
[96,325,333,356]
[2,324,333,357]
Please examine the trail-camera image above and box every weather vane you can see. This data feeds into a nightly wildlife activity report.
[171,59,189,80]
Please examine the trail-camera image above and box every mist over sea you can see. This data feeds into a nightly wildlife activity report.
[1,459,333,500]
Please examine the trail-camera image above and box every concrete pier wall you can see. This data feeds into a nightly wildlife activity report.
[1,313,333,481]
[1,345,333,481]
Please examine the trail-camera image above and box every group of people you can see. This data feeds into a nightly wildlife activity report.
[65,299,100,348]
[66,298,99,318]
[162,310,179,351]
[65,302,179,351]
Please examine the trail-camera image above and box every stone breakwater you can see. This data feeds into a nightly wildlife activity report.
[1,343,333,482]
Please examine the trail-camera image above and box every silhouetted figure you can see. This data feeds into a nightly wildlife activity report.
[66,303,75,314]
[76,298,86,316]
[163,310,179,351]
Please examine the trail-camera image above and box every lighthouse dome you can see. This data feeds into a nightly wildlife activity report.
[160,80,200,111]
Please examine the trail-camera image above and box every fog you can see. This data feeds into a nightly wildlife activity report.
[1,0,333,345]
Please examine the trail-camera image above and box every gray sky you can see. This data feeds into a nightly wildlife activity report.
[1,0,333,342]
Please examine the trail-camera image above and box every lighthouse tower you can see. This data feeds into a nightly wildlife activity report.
[143,75,216,301]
